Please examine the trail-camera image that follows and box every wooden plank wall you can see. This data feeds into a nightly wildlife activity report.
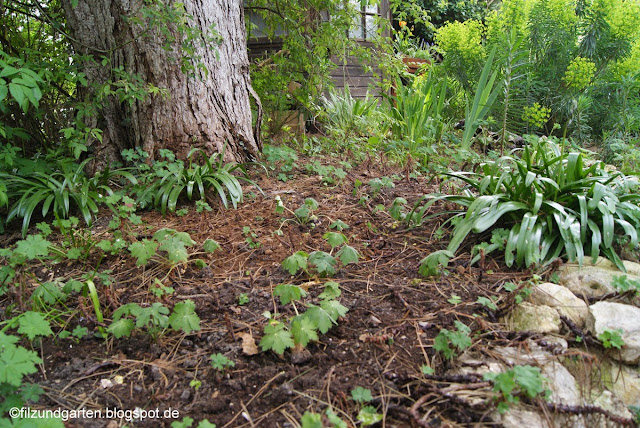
[248,38,384,100]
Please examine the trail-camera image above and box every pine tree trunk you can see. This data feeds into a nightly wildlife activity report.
[61,0,261,166]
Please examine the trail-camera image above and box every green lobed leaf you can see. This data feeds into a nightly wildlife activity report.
[18,311,53,340]
[291,316,319,347]
[260,322,294,354]
[282,251,309,275]
[169,300,201,334]
[273,283,307,305]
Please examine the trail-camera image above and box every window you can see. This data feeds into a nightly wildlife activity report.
[348,0,381,40]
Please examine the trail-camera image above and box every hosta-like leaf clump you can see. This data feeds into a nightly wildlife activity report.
[417,136,640,273]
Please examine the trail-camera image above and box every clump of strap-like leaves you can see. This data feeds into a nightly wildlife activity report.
[416,136,640,274]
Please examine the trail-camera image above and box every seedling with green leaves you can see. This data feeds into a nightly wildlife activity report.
[484,365,549,413]
[304,161,347,185]
[127,228,218,279]
[107,300,201,340]
[281,232,359,278]
[611,275,640,296]
[260,281,348,355]
[0,332,46,418]
[434,321,472,360]
[349,387,382,426]
[598,329,625,350]
[242,226,261,249]
[210,353,235,371]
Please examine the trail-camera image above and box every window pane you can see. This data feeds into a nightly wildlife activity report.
[365,14,377,38]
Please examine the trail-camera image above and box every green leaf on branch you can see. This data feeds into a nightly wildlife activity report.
[260,322,294,354]
[273,283,307,305]
[291,316,319,347]
[128,239,158,266]
[15,234,50,260]
[169,300,201,334]
[18,311,53,340]
[282,251,309,275]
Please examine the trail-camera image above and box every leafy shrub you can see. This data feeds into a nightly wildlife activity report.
[1,157,136,236]
[417,136,640,273]
[321,86,383,138]
[135,148,252,214]
[435,20,486,92]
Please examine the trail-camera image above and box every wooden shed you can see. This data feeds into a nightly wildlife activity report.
[245,0,392,100]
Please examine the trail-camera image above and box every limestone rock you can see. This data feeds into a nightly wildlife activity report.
[543,361,581,406]
[507,302,561,334]
[491,407,549,427]
[592,390,634,421]
[531,282,589,327]
[493,339,559,365]
[601,360,640,407]
[557,257,640,298]
[586,302,640,364]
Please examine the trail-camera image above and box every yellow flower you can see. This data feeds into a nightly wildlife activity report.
[399,21,406,27]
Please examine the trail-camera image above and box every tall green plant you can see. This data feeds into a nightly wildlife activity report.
[461,48,501,151]
[415,136,640,275]
[390,71,448,145]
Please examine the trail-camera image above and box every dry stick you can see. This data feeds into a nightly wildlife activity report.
[222,371,286,428]
[409,394,432,427]
[325,365,336,405]
[546,403,636,426]
[239,401,256,428]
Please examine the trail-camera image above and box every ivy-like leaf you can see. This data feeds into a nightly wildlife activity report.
[318,281,341,300]
[337,245,359,265]
[303,305,334,334]
[18,311,53,340]
[357,405,383,426]
[320,299,348,321]
[273,283,307,305]
[260,322,294,354]
[203,239,220,253]
[169,300,201,334]
[512,365,545,398]
[351,386,373,403]
[15,234,50,260]
[129,239,159,266]
[308,251,337,277]
[0,333,41,386]
[282,251,308,275]
[291,316,318,347]
[323,232,347,249]
[329,220,349,231]
[134,302,170,328]
[107,318,135,339]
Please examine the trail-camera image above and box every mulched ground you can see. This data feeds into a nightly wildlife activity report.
[2,150,545,427]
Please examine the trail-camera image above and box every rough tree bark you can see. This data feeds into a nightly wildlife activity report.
[61,0,262,165]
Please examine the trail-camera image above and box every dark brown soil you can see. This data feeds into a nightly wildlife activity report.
[2,153,541,427]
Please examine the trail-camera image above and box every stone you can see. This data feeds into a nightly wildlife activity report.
[592,390,634,421]
[493,339,558,365]
[586,302,640,364]
[507,302,561,334]
[542,361,581,406]
[491,407,548,427]
[601,360,640,407]
[531,282,589,327]
[557,257,640,298]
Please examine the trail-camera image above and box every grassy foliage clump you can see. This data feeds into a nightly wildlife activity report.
[418,137,640,273]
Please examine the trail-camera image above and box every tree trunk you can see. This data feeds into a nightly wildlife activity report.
[61,0,262,166]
